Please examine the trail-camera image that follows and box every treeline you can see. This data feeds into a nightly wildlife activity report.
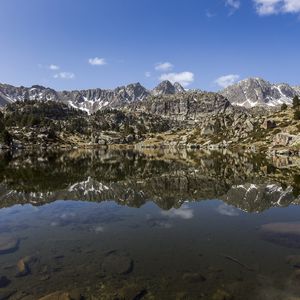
[4,100,85,127]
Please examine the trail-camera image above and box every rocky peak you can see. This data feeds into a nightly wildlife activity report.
[293,86,300,94]
[221,77,299,108]
[173,82,185,93]
[121,82,149,100]
[152,80,185,96]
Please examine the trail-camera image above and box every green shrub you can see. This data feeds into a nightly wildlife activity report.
[281,103,288,111]
[294,110,300,121]
[293,96,300,109]
[0,130,12,146]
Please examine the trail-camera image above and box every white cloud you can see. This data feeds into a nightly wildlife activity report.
[145,71,151,78]
[88,57,107,66]
[49,64,60,70]
[215,74,240,88]
[161,205,194,220]
[155,62,174,72]
[225,0,241,14]
[160,71,194,87]
[226,0,241,10]
[216,204,239,217]
[254,0,300,15]
[206,10,217,18]
[54,72,75,80]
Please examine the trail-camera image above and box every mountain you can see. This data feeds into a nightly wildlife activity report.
[0,81,184,114]
[221,78,300,108]
[152,80,185,96]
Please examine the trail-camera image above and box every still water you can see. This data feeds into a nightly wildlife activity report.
[1,149,300,300]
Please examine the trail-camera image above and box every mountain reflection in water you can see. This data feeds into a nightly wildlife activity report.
[1,149,300,299]
[0,149,300,211]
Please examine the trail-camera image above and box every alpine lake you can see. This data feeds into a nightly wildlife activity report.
[1,148,300,300]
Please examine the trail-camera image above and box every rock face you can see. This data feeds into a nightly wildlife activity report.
[0,81,185,114]
[273,133,300,147]
[135,91,233,121]
[221,78,299,108]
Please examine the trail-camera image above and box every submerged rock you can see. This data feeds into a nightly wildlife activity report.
[118,284,147,300]
[212,289,234,300]
[16,258,30,277]
[260,222,300,248]
[182,272,206,283]
[0,276,10,288]
[0,289,16,300]
[286,255,300,267]
[102,252,133,275]
[0,236,19,254]
[38,290,82,300]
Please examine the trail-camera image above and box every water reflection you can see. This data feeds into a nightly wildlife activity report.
[0,149,300,299]
[0,149,300,212]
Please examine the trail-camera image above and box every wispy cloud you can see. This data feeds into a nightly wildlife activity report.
[54,72,75,79]
[88,57,107,66]
[145,71,151,78]
[160,71,194,87]
[225,0,241,14]
[206,10,217,18]
[254,0,300,15]
[155,62,174,72]
[216,204,240,216]
[49,64,60,70]
[215,74,240,88]
[161,205,194,220]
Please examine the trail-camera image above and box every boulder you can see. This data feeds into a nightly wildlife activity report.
[118,284,146,300]
[0,236,19,255]
[102,252,133,275]
[38,290,82,300]
[273,133,300,147]
[0,276,10,288]
[182,272,206,283]
[125,134,134,143]
[16,258,30,277]
[262,119,276,129]
[201,124,216,136]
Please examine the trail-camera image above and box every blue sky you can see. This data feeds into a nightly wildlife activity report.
[0,0,299,91]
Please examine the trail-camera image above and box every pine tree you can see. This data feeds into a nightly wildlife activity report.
[293,96,300,109]
[281,103,288,111]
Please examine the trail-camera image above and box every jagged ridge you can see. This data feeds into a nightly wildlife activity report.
[0,81,185,114]
[221,77,300,108]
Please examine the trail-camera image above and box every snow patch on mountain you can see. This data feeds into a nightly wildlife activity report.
[221,78,300,108]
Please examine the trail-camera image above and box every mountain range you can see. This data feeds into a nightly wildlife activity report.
[221,77,300,108]
[0,80,185,114]
[1,77,299,114]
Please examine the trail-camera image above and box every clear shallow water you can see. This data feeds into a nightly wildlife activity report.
[1,149,300,299]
